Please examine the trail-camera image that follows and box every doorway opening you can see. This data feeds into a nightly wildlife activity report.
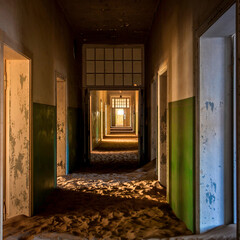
[198,4,236,233]
[157,70,168,189]
[88,90,139,172]
[56,75,67,177]
[151,78,157,163]
[3,45,31,220]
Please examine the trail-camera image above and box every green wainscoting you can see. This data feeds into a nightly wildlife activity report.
[68,107,82,173]
[33,103,56,214]
[169,97,195,232]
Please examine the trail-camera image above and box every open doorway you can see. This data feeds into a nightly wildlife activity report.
[56,75,67,177]
[151,78,157,163]
[87,90,139,172]
[198,4,236,233]
[3,45,31,220]
[158,71,168,188]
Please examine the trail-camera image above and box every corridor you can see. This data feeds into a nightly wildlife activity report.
[0,0,239,239]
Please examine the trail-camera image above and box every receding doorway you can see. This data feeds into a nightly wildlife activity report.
[88,90,140,170]
[56,75,67,176]
[198,4,236,233]
[151,78,157,163]
[158,71,167,188]
[3,45,31,219]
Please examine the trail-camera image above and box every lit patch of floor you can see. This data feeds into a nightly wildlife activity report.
[101,137,138,143]
[3,161,192,240]
[93,137,138,152]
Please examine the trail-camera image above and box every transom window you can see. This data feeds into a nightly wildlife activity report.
[112,98,130,108]
[83,45,144,87]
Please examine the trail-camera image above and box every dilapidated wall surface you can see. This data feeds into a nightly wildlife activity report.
[0,0,80,216]
[159,75,167,187]
[151,80,157,161]
[6,59,30,218]
[200,37,233,232]
[57,80,66,176]
[146,0,234,232]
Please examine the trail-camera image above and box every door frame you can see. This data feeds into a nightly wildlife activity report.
[157,64,169,201]
[0,42,33,226]
[194,0,237,233]
[84,88,143,164]
[55,71,68,178]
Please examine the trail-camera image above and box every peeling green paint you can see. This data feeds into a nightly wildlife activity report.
[169,97,195,232]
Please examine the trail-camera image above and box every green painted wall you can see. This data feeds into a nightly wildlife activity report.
[169,97,195,232]
[68,107,82,173]
[33,103,56,214]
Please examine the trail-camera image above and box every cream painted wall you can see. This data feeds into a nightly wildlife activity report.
[0,0,79,107]
[146,0,194,102]
[146,0,233,102]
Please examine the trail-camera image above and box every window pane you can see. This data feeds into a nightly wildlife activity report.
[86,74,95,85]
[105,74,113,85]
[86,48,95,60]
[114,61,123,73]
[133,74,142,86]
[114,48,123,60]
[105,48,113,60]
[86,61,95,73]
[96,74,104,85]
[124,48,132,60]
[133,48,142,60]
[133,61,142,73]
[124,61,132,73]
[105,61,113,73]
[96,48,104,60]
[96,61,104,73]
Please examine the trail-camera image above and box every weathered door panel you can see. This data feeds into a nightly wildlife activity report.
[57,78,66,176]
[5,59,30,218]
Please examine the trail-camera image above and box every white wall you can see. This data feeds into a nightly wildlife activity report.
[200,37,233,232]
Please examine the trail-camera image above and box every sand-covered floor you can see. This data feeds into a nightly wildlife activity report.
[3,162,192,239]
[4,138,192,239]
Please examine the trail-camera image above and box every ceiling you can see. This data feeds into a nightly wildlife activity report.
[56,0,160,44]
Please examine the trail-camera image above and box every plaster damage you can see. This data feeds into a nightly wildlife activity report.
[57,80,66,176]
[200,37,233,232]
[6,60,30,218]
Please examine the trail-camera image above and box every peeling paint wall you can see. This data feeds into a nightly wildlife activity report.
[159,75,167,187]
[6,59,30,218]
[145,0,235,232]
[0,0,80,215]
[57,79,66,176]
[151,80,157,161]
[200,37,233,232]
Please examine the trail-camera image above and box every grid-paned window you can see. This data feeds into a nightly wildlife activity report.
[84,45,143,87]
[111,98,130,109]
